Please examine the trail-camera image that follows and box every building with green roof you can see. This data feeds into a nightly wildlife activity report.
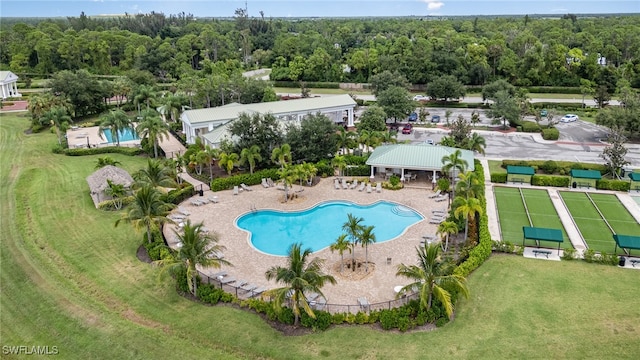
[179,94,357,145]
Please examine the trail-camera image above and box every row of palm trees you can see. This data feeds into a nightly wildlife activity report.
[98,108,171,159]
[336,128,397,155]
[330,214,377,273]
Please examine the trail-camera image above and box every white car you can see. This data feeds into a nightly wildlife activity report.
[560,114,579,123]
[412,94,428,102]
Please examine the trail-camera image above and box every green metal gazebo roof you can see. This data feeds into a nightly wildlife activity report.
[366,144,475,172]
[570,169,602,180]
[507,165,535,175]
[523,226,564,243]
[629,173,640,181]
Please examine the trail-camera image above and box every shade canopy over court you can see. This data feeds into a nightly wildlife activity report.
[523,226,563,254]
[570,169,601,189]
[613,234,640,255]
[507,166,535,184]
[629,173,640,192]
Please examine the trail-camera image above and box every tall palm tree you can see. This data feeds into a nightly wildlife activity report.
[453,196,484,243]
[342,213,364,271]
[41,106,72,145]
[277,165,296,202]
[157,93,186,122]
[330,234,351,273]
[218,152,239,176]
[271,143,292,169]
[265,243,337,326]
[172,153,186,184]
[99,109,132,147]
[336,128,355,154]
[134,84,156,114]
[396,243,469,318]
[441,149,468,205]
[204,146,219,180]
[134,159,176,189]
[359,225,377,272]
[155,221,230,297]
[436,221,458,252]
[331,155,347,177]
[95,156,121,169]
[466,133,486,155]
[136,109,170,158]
[377,130,397,144]
[240,145,262,174]
[301,162,317,185]
[105,179,128,210]
[115,185,174,244]
[455,171,482,200]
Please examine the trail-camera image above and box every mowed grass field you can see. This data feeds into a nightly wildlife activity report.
[560,192,616,253]
[494,187,570,249]
[2,113,640,359]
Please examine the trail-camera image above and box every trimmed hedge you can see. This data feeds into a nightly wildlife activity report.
[541,128,560,140]
[210,168,280,192]
[520,121,541,133]
[273,81,341,89]
[596,179,630,192]
[490,173,507,183]
[531,175,571,187]
[53,145,144,156]
[161,184,194,205]
[526,86,581,94]
[501,160,606,175]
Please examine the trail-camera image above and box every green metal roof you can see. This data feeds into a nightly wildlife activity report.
[523,226,563,243]
[613,234,640,250]
[507,165,535,175]
[366,144,474,172]
[570,169,601,180]
[181,94,356,125]
[629,173,640,181]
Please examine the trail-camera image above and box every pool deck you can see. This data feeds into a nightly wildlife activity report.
[164,177,448,308]
[65,126,141,148]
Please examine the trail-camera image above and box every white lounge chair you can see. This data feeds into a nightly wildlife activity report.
[366,183,372,193]
[240,183,252,191]
[334,179,341,190]
[261,178,269,188]
[267,178,275,187]
[233,186,239,195]
[350,180,358,189]
[358,297,370,311]
[342,179,349,189]
[376,183,382,193]
[190,199,203,206]
[435,195,448,202]
[428,190,442,198]
[208,195,219,203]
[358,182,366,192]
[240,283,257,292]
[220,276,236,284]
[177,207,191,216]
[250,287,266,297]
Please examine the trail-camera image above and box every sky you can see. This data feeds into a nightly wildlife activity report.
[1,0,638,18]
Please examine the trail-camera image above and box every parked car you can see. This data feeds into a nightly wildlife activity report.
[560,114,579,123]
[540,109,548,117]
[431,115,441,123]
[401,123,413,134]
[413,94,428,102]
[408,112,418,122]
[425,139,434,145]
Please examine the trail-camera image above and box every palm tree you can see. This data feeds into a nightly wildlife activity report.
[105,179,128,210]
[455,171,482,200]
[99,109,132,147]
[453,196,484,244]
[136,110,170,158]
[330,234,351,273]
[112,77,133,108]
[359,225,377,272]
[134,159,176,189]
[41,106,72,145]
[436,221,458,252]
[342,213,364,271]
[218,152,239,176]
[301,162,317,186]
[377,130,397,145]
[277,165,296,202]
[466,133,486,155]
[265,243,337,326]
[396,243,469,318]
[331,155,347,177]
[240,145,262,174]
[441,149,468,205]
[336,128,355,154]
[171,153,186,184]
[134,84,156,113]
[155,221,230,297]
[204,146,219,180]
[157,93,186,122]
[115,185,174,244]
[95,156,121,169]
[271,143,292,169]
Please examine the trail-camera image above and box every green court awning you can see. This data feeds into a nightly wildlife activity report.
[613,234,640,251]
[507,166,535,175]
[629,173,640,181]
[570,169,601,180]
[523,226,564,243]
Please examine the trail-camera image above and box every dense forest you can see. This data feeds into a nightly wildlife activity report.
[2,11,640,88]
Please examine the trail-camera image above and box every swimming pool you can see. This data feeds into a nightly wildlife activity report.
[236,201,423,256]
[102,127,139,143]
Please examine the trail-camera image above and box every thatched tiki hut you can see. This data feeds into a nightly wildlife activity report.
[86,165,134,207]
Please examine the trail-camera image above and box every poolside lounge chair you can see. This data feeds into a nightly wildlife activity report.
[312,298,327,311]
[432,209,447,214]
[376,183,382,193]
[211,271,228,280]
[168,214,185,220]
[190,199,203,206]
[235,279,248,287]
[267,178,275,187]
[428,190,441,198]
[306,292,320,302]
[240,183,252,191]
[261,178,269,188]
[233,186,239,195]
[358,297,370,311]
[220,276,236,284]
[366,183,372,193]
[334,179,341,190]
[350,180,358,189]
[342,179,349,189]
[240,283,257,292]
[208,195,219,203]
[358,182,366,192]
[177,207,191,216]
[429,218,445,224]
[249,287,266,298]
[435,195,448,202]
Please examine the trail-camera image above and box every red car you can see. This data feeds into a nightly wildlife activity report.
[402,123,413,134]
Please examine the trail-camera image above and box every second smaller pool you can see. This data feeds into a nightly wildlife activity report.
[236,201,423,256]
[102,127,139,143]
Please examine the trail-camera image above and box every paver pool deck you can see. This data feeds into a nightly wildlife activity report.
[164,177,447,307]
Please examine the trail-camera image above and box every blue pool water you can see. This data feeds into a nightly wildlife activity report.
[103,127,139,143]
[236,201,423,256]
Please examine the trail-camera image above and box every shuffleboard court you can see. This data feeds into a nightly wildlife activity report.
[494,187,530,243]
[521,188,571,249]
[588,193,640,236]
[560,192,615,253]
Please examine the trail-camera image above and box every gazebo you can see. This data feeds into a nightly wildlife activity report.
[613,234,640,256]
[522,226,564,255]
[569,169,601,189]
[0,71,21,99]
[629,173,640,192]
[506,165,535,184]
[86,165,134,207]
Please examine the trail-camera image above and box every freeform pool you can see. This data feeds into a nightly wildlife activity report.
[102,127,139,143]
[236,201,423,256]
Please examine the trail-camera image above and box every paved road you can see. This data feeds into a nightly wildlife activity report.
[353,94,621,107]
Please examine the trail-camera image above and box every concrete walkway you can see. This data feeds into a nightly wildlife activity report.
[547,189,587,252]
[159,132,210,191]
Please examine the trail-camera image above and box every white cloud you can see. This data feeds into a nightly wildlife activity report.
[423,0,445,11]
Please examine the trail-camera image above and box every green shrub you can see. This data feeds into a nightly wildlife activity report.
[435,317,449,327]
[161,185,194,205]
[526,86,581,94]
[97,195,135,210]
[490,173,507,183]
[346,165,371,176]
[520,121,541,133]
[583,249,597,263]
[531,175,570,187]
[273,81,340,89]
[354,311,369,325]
[54,146,144,156]
[331,312,345,325]
[540,160,559,174]
[596,179,630,192]
[561,248,577,260]
[379,309,397,330]
[210,169,280,192]
[314,160,334,177]
[276,307,295,325]
[343,154,367,165]
[542,128,560,140]
[493,240,515,253]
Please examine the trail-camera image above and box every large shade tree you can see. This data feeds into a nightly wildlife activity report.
[265,243,337,326]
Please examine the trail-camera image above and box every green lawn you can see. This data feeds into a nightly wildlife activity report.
[487,160,505,174]
[560,192,615,253]
[2,112,640,359]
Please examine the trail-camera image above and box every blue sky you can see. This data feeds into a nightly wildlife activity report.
[1,0,638,18]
